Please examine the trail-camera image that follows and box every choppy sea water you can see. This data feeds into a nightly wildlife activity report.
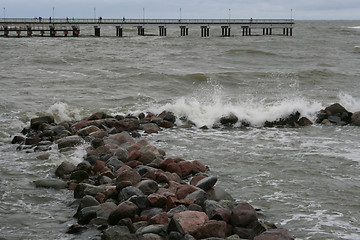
[0,20,359,240]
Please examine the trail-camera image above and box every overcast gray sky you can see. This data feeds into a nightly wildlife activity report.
[1,0,359,20]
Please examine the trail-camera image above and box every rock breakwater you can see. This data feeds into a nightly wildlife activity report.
[12,103,360,239]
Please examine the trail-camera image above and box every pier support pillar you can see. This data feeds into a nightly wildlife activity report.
[180,26,188,36]
[94,26,100,37]
[159,26,166,36]
[201,26,209,37]
[4,27,8,37]
[72,27,80,37]
[16,30,21,37]
[116,26,123,37]
[50,27,56,37]
[221,26,231,37]
[242,27,250,36]
[138,26,145,36]
[290,28,293,36]
[27,27,32,36]
[64,30,68,37]
[286,28,289,36]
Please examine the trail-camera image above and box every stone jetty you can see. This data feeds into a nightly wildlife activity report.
[11,103,360,239]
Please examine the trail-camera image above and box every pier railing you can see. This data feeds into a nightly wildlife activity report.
[0,18,295,25]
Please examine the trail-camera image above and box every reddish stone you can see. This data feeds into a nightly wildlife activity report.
[190,175,207,186]
[116,169,141,185]
[127,150,142,162]
[148,193,167,208]
[196,220,227,239]
[125,160,142,168]
[155,172,169,184]
[71,121,91,133]
[173,211,208,236]
[108,201,139,225]
[191,160,207,173]
[93,160,105,173]
[166,195,177,211]
[159,158,175,170]
[166,163,182,177]
[86,112,107,120]
[210,208,232,222]
[178,161,193,177]
[143,170,156,180]
[187,203,203,212]
[254,228,294,240]
[103,186,118,199]
[167,181,183,194]
[68,182,78,191]
[176,184,198,199]
[158,149,166,156]
[298,117,313,126]
[89,130,108,138]
[116,165,132,175]
[231,202,258,228]
[95,192,106,204]
[150,212,169,226]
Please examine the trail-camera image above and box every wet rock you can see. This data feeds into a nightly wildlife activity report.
[106,131,136,146]
[74,183,106,199]
[195,176,217,191]
[233,227,256,239]
[66,224,87,234]
[209,207,232,222]
[178,161,193,177]
[136,224,167,237]
[30,116,54,130]
[106,156,124,170]
[70,170,89,182]
[196,220,227,239]
[33,179,67,189]
[11,135,25,144]
[298,117,313,126]
[140,123,161,134]
[351,111,360,126]
[184,189,208,206]
[176,184,198,199]
[254,228,294,240]
[116,168,142,185]
[230,202,258,228]
[108,201,139,225]
[158,111,176,124]
[129,195,150,210]
[191,160,207,174]
[220,113,238,126]
[207,187,235,202]
[57,135,83,149]
[79,195,100,210]
[102,225,131,240]
[148,193,167,208]
[137,180,159,195]
[25,136,41,146]
[55,161,76,178]
[77,125,101,137]
[119,186,145,202]
[173,211,208,236]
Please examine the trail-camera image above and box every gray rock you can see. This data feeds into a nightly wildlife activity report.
[106,156,124,170]
[139,123,161,133]
[140,208,164,219]
[74,183,106,199]
[119,186,144,201]
[185,189,208,205]
[57,135,83,149]
[33,179,67,190]
[79,195,100,209]
[136,165,157,176]
[195,176,217,191]
[55,161,76,178]
[136,224,167,236]
[351,111,360,126]
[136,179,159,195]
[129,195,150,210]
[102,225,131,240]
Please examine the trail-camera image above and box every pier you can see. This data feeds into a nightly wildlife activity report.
[0,18,294,37]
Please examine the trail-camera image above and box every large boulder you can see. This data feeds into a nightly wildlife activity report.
[108,201,139,225]
[57,135,83,149]
[30,116,54,130]
[33,179,67,189]
[351,111,360,126]
[55,161,76,178]
[195,176,217,191]
[230,202,258,228]
[173,211,208,236]
[220,113,238,126]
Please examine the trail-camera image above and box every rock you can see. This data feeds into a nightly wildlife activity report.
[203,200,225,217]
[127,150,142,162]
[230,202,258,228]
[148,193,167,208]
[207,187,235,202]
[102,225,131,240]
[108,201,139,225]
[150,212,170,226]
[158,111,176,123]
[87,112,109,120]
[74,183,106,199]
[220,113,238,126]
[33,179,67,189]
[298,117,313,126]
[136,224,167,237]
[191,160,207,173]
[138,150,157,165]
[106,156,124,170]
[70,170,89,182]
[12,135,25,144]
[209,207,232,222]
[195,176,217,191]
[196,220,227,239]
[93,160,105,173]
[116,168,142,185]
[176,184,198,199]
[76,125,101,137]
[178,161,193,177]
[55,161,76,178]
[167,218,185,235]
[233,227,256,239]
[254,228,294,240]
[328,115,341,124]
[185,189,208,206]
[30,116,54,130]
[167,205,188,218]
[106,132,136,146]
[351,111,360,126]
[119,186,145,202]
[140,123,161,134]
[129,195,150,210]
[57,135,83,149]
[79,195,100,210]
[141,208,164,219]
[25,137,41,146]
[137,180,159,195]
[173,211,208,236]
[325,103,348,116]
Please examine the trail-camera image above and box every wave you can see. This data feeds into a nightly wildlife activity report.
[46,102,83,123]
[226,48,280,57]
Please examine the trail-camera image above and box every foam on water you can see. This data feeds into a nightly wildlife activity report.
[46,102,83,122]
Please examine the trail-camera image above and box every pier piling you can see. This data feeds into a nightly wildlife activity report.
[116,26,123,37]
[94,26,100,37]
[180,26,188,36]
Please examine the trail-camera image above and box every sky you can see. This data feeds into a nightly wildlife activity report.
[1,0,359,20]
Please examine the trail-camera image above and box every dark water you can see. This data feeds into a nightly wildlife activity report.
[0,20,359,239]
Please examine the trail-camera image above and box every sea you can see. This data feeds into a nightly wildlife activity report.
[0,20,359,240]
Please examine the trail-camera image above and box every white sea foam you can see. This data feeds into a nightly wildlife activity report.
[156,90,322,127]
[46,102,82,123]
[338,92,360,112]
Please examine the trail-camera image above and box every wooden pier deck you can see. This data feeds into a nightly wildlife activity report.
[0,18,294,37]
